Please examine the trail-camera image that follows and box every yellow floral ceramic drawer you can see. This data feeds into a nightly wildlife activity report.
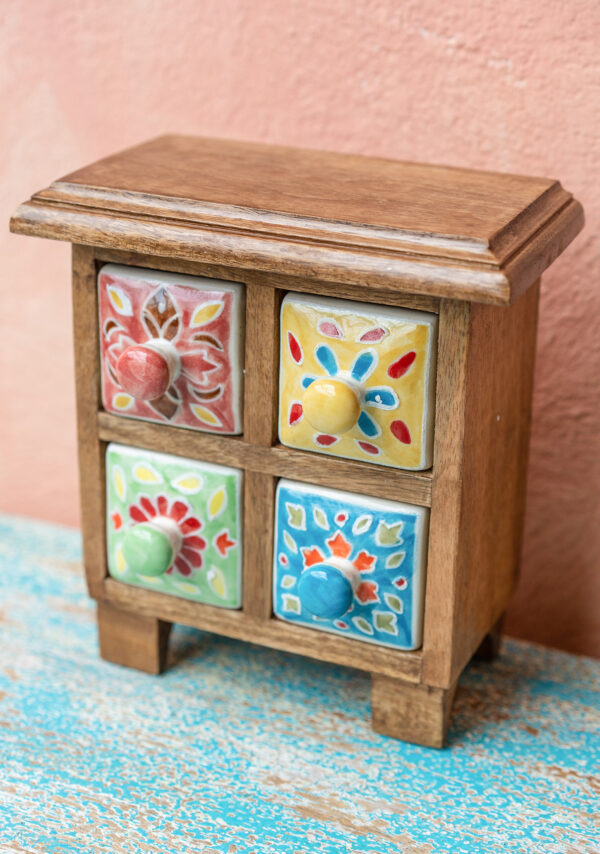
[278,294,438,470]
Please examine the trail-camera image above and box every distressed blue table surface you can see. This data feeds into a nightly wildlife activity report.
[0,514,598,854]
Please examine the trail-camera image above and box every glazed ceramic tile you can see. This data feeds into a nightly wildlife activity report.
[106,443,242,607]
[99,264,245,434]
[273,479,428,650]
[278,293,437,469]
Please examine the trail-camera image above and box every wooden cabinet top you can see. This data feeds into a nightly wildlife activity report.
[10,134,583,305]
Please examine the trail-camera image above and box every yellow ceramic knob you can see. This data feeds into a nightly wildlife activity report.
[303,379,360,434]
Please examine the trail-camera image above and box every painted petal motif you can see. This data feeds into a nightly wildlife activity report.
[157,495,169,515]
[215,530,235,556]
[207,565,228,599]
[149,391,179,421]
[289,402,303,425]
[356,441,380,455]
[140,496,157,518]
[190,405,223,428]
[353,551,376,572]
[376,521,404,546]
[326,531,352,559]
[357,410,380,438]
[302,546,325,567]
[133,463,162,484]
[315,434,338,447]
[180,350,219,380]
[317,319,342,338]
[374,611,398,634]
[180,516,202,535]
[106,284,133,316]
[350,349,377,382]
[143,287,179,340]
[301,375,317,389]
[315,344,338,376]
[181,547,203,568]
[173,556,193,577]
[288,331,303,364]
[169,500,189,522]
[364,387,399,409]
[356,581,379,604]
[388,350,416,379]
[391,420,412,444]
[191,301,224,327]
[208,487,227,519]
[191,332,223,350]
[171,474,203,495]
[359,326,388,343]
[112,393,134,411]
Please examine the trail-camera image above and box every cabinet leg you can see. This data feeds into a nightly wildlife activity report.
[97,601,171,675]
[472,614,505,662]
[371,675,457,748]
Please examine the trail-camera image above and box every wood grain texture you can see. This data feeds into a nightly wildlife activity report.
[97,600,171,675]
[242,471,275,620]
[71,245,106,598]
[421,299,471,688]
[96,412,433,507]
[371,675,457,748]
[422,286,540,688]
[10,135,584,305]
[93,246,441,311]
[3,514,598,853]
[103,577,421,682]
[242,280,280,445]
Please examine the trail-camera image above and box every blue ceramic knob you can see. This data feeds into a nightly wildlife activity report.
[298,563,354,619]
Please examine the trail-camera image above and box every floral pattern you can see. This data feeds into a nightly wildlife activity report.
[279,295,438,469]
[106,443,242,607]
[99,265,244,434]
[273,480,429,650]
[128,494,207,577]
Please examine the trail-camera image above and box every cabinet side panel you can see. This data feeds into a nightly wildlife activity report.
[421,300,470,687]
[423,285,540,687]
[72,244,106,597]
[452,282,540,679]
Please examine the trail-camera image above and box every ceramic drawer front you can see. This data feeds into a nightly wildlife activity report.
[278,293,438,470]
[273,480,428,650]
[106,443,242,607]
[99,264,245,434]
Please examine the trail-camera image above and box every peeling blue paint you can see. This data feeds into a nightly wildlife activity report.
[0,513,598,853]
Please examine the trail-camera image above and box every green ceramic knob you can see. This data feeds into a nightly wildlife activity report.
[122,522,175,576]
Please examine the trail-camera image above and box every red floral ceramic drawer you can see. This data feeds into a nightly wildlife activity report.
[98,264,245,434]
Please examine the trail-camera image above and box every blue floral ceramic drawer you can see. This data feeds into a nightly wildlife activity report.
[273,479,429,650]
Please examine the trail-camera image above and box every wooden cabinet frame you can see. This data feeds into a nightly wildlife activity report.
[11,135,582,746]
[70,242,539,747]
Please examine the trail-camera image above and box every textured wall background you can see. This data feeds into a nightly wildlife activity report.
[1,0,598,655]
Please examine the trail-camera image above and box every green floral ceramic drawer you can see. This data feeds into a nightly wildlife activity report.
[106,443,242,607]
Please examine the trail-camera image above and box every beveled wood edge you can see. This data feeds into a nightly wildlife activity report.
[10,200,515,304]
[96,411,433,507]
[29,167,573,265]
[102,577,422,681]
[92,246,441,313]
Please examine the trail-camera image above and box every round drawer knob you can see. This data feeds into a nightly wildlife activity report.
[116,342,178,401]
[298,563,356,619]
[121,519,182,576]
[303,379,360,435]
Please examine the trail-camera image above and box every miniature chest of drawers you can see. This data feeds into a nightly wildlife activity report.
[11,136,583,747]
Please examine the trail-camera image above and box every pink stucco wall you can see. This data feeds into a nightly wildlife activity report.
[1,1,598,656]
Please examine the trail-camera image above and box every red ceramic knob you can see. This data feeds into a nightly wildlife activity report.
[116,345,171,401]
